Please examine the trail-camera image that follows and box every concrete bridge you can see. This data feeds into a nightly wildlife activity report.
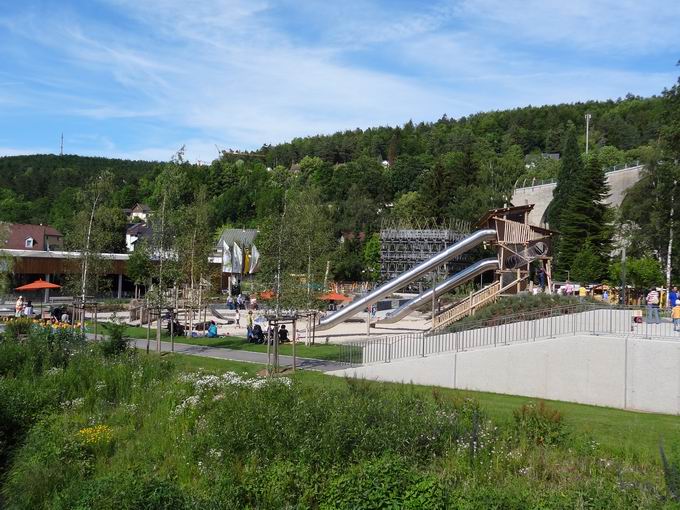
[511,162,644,226]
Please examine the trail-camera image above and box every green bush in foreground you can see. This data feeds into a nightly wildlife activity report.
[0,328,676,508]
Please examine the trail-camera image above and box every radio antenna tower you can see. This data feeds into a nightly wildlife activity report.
[60,133,64,156]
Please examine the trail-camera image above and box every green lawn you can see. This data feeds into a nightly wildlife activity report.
[92,321,346,361]
[179,335,345,360]
[164,352,680,465]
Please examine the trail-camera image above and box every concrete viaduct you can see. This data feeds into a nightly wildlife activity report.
[510,162,644,226]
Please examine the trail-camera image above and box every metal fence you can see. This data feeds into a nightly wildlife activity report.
[338,303,680,365]
[514,160,642,191]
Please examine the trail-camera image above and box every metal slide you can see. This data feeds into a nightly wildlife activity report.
[377,258,499,324]
[316,229,496,331]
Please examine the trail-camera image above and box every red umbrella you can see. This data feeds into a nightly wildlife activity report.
[259,290,275,300]
[15,279,61,291]
[319,291,351,301]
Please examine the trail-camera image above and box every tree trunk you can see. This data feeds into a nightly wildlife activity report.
[80,190,101,330]
[666,181,676,306]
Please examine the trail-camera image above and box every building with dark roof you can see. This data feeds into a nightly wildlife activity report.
[2,223,63,251]
[125,222,153,252]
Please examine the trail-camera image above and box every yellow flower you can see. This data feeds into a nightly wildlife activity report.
[77,424,113,445]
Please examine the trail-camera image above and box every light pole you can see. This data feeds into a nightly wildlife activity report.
[585,113,592,154]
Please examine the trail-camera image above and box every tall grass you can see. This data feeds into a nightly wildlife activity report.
[0,326,676,508]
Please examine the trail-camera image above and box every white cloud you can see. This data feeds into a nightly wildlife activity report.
[457,0,680,54]
[0,0,677,160]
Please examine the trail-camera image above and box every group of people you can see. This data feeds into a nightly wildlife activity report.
[247,323,290,344]
[14,296,34,317]
[226,294,257,311]
[643,287,680,329]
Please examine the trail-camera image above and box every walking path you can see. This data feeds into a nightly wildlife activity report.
[84,333,346,372]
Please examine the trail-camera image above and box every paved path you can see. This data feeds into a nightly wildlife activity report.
[85,334,346,372]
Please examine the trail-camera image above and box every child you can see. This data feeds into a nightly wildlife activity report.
[673,300,680,332]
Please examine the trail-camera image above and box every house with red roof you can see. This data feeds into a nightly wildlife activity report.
[2,223,63,251]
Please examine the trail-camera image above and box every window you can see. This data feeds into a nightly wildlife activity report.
[25,237,34,248]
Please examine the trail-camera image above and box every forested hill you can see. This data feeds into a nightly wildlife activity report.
[0,154,163,229]
[250,94,663,168]
[0,94,665,241]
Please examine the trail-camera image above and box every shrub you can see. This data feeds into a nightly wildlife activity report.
[513,401,568,446]
[320,456,445,510]
[3,317,34,339]
[59,473,189,510]
[100,321,130,357]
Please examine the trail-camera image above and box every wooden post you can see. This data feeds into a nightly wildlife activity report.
[93,304,97,341]
[312,313,316,345]
[170,307,174,353]
[156,309,161,352]
[146,309,151,354]
[266,319,271,375]
[366,307,371,337]
[292,318,297,373]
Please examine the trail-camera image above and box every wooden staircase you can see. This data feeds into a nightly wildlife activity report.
[431,276,527,331]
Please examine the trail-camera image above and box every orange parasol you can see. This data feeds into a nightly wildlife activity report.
[259,290,275,300]
[15,279,61,291]
[319,291,351,301]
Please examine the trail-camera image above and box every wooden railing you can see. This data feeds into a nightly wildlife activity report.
[496,218,541,244]
[431,276,529,331]
[432,281,500,330]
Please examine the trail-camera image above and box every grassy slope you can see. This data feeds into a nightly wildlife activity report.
[168,352,680,464]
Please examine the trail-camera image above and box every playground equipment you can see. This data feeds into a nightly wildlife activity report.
[316,229,496,331]
[378,258,499,324]
[318,205,556,332]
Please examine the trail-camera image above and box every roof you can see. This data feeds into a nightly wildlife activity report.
[217,229,258,248]
[0,248,129,261]
[126,223,153,237]
[131,203,151,213]
[475,205,535,229]
[2,223,63,251]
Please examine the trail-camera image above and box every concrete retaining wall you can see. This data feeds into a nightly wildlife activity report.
[334,334,680,415]
[511,164,644,226]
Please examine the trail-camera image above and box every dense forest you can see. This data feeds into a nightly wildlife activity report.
[0,86,677,284]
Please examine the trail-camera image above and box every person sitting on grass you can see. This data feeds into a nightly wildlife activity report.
[206,320,219,338]
[278,324,289,343]
[252,324,264,343]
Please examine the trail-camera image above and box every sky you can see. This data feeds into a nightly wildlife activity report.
[0,0,678,162]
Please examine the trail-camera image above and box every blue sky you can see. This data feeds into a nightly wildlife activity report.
[0,0,678,162]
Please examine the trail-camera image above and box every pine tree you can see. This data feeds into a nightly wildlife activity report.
[555,153,611,279]
[546,122,582,231]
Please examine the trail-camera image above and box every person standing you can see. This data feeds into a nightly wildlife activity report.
[646,288,661,324]
[15,296,24,318]
[537,267,546,291]
[23,300,34,317]
[669,287,678,310]
[235,308,241,328]
[673,300,680,332]
[246,310,254,340]
[578,285,587,301]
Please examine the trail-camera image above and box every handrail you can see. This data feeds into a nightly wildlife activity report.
[431,275,528,331]
[432,281,501,330]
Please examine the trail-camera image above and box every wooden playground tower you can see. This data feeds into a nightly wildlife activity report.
[431,205,555,331]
